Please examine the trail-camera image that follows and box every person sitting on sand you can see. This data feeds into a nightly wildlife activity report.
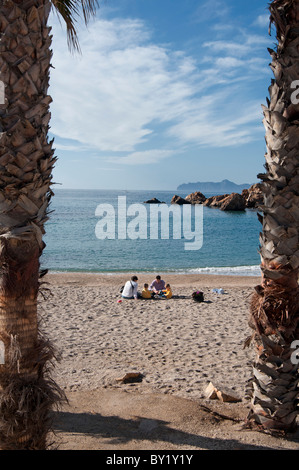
[141,283,152,299]
[121,275,139,299]
[149,275,165,295]
[160,284,172,299]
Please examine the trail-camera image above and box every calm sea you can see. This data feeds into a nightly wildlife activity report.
[41,189,262,276]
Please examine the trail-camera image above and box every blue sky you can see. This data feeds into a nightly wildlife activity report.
[48,0,275,190]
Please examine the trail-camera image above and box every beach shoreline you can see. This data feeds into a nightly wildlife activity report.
[44,270,261,288]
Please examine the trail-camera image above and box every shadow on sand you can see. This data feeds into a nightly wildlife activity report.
[52,410,285,450]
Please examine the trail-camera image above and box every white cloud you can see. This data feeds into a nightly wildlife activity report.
[48,12,269,160]
[193,0,230,23]
[96,167,122,171]
[167,93,263,149]
[215,57,244,68]
[108,149,176,165]
[49,15,197,153]
[53,142,88,152]
[254,14,270,29]
[203,34,269,58]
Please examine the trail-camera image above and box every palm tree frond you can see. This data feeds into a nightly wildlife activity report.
[269,0,299,39]
[80,0,99,24]
[51,0,99,53]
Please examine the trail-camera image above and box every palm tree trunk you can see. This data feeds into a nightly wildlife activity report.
[246,0,299,433]
[0,0,65,449]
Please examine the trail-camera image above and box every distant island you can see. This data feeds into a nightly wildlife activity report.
[177,179,252,193]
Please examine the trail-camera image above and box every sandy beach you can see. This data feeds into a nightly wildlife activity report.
[40,272,299,450]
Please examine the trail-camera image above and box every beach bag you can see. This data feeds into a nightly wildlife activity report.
[120,285,124,293]
[192,290,204,302]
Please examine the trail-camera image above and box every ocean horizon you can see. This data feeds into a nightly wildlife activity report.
[41,188,262,277]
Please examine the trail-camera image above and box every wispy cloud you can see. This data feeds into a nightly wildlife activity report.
[167,93,263,149]
[49,12,270,163]
[203,34,270,57]
[254,14,270,29]
[50,16,197,154]
[53,142,89,152]
[96,167,122,171]
[192,0,230,23]
[108,149,176,165]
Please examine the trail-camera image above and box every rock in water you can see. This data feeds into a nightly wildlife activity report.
[185,191,206,204]
[219,193,246,211]
[143,198,164,204]
[171,195,191,205]
[242,183,264,208]
[204,194,230,207]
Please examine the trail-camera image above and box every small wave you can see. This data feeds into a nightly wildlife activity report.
[47,265,261,277]
[184,265,261,276]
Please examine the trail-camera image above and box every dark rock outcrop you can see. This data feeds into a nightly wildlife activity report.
[143,198,165,204]
[219,193,246,211]
[171,195,191,205]
[185,191,206,204]
[242,183,264,208]
[204,194,230,208]
[148,182,262,211]
[204,193,245,211]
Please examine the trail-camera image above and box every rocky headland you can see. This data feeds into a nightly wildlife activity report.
[144,184,263,211]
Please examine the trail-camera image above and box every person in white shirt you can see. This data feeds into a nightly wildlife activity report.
[121,276,139,299]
